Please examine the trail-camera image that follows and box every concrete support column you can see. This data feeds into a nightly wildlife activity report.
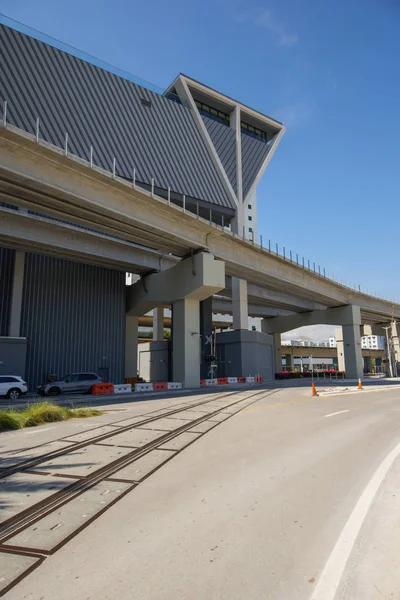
[336,327,345,372]
[336,324,363,378]
[262,320,282,373]
[153,307,164,341]
[391,322,400,375]
[200,297,213,379]
[232,277,248,330]
[125,316,138,378]
[285,353,293,371]
[172,298,200,388]
[273,332,282,373]
[9,250,25,337]
[342,324,363,379]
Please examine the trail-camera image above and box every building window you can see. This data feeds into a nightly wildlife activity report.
[241,122,268,143]
[248,216,252,221]
[248,204,252,210]
[248,227,253,233]
[195,100,230,126]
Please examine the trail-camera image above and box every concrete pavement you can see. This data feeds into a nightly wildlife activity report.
[1,385,400,599]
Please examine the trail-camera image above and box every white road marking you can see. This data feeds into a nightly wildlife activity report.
[310,441,400,600]
[324,410,350,418]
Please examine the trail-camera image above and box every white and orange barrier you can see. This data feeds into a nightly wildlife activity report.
[200,376,264,387]
[114,383,132,394]
[134,381,183,393]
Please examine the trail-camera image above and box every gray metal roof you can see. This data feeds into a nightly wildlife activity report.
[0,24,235,211]
[241,134,271,199]
[202,115,237,194]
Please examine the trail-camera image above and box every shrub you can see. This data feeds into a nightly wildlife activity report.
[0,403,103,432]
[0,412,24,430]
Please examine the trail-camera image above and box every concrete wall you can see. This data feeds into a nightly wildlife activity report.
[0,336,27,377]
[216,330,274,381]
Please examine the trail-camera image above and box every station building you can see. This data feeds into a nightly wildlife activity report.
[0,21,284,389]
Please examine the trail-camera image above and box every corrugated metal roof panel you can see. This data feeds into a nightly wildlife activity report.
[0,24,235,210]
[201,115,237,194]
[241,133,271,199]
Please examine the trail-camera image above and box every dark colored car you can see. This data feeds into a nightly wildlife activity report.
[37,373,102,396]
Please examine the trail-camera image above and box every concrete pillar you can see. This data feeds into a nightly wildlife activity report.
[9,250,25,337]
[341,324,363,379]
[285,353,293,371]
[232,277,248,330]
[125,316,138,378]
[172,298,200,388]
[391,322,400,375]
[273,332,282,373]
[153,307,164,341]
[336,327,345,372]
[200,297,213,379]
[262,320,282,373]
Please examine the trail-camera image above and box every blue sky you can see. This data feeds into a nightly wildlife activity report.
[1,0,400,300]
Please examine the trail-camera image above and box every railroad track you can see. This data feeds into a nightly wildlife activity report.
[0,388,250,479]
[0,387,278,596]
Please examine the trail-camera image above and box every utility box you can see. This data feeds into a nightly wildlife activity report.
[216,330,274,381]
[0,337,27,379]
[138,340,171,382]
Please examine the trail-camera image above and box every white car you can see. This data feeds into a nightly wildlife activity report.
[0,376,28,399]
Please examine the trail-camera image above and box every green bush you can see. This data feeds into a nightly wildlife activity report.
[0,403,103,432]
[23,402,70,427]
[0,412,24,430]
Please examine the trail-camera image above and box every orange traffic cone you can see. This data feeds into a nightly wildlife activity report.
[358,378,363,390]
[311,382,318,396]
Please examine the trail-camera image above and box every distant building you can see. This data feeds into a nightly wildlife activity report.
[281,336,385,350]
[361,335,385,350]
[282,339,302,346]
[328,335,384,350]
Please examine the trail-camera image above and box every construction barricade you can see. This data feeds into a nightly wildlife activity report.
[167,382,182,390]
[134,381,183,393]
[91,383,114,395]
[153,382,168,391]
[114,384,132,394]
[200,376,264,387]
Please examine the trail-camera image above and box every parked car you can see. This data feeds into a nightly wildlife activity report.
[0,376,28,399]
[37,373,103,396]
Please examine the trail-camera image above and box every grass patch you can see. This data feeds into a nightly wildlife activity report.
[0,402,103,432]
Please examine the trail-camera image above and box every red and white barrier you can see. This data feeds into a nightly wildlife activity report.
[200,376,264,387]
[167,382,182,390]
[135,383,154,392]
[114,383,132,394]
[135,381,183,393]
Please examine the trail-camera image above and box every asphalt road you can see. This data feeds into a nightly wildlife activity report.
[1,385,400,599]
